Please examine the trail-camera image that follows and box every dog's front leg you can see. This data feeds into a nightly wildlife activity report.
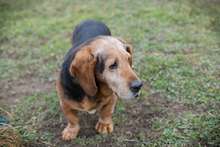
[95,93,117,133]
[60,103,80,140]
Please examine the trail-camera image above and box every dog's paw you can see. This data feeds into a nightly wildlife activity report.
[95,120,113,133]
[62,125,80,141]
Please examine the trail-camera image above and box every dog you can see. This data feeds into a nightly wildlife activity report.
[57,20,142,141]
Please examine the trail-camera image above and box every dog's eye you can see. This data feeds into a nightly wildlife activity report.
[109,62,117,69]
[128,57,130,61]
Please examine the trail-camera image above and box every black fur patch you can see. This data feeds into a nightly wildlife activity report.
[95,56,106,74]
[61,47,86,103]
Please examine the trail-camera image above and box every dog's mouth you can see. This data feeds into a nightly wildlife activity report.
[115,91,140,99]
[134,93,139,98]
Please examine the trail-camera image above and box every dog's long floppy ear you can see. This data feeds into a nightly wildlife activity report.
[69,48,98,97]
[115,37,133,67]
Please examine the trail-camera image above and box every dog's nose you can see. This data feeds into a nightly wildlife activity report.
[130,81,142,92]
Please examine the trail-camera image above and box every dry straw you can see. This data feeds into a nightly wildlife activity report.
[0,124,23,147]
[0,107,23,147]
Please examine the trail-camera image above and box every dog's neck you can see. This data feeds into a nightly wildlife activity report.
[91,81,113,102]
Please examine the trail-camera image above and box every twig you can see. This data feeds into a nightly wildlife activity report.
[207,111,216,118]
[123,139,138,142]
[155,126,165,131]
[0,107,15,123]
[40,140,53,146]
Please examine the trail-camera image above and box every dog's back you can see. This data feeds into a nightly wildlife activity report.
[70,20,111,52]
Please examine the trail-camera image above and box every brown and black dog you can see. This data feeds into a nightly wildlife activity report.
[57,20,142,141]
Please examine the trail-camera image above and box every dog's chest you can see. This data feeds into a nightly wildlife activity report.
[71,96,109,114]
[72,106,97,114]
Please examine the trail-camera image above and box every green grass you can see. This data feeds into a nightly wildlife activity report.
[0,0,220,146]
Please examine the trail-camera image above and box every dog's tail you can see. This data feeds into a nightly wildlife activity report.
[70,33,74,45]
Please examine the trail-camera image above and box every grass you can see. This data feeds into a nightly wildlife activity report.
[0,0,220,146]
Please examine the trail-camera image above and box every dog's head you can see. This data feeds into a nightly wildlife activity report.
[69,36,142,99]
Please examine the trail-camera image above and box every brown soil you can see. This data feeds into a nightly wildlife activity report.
[0,77,56,108]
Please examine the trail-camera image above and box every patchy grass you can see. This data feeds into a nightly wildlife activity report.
[0,0,219,146]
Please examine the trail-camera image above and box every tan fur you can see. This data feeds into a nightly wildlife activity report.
[125,44,133,66]
[115,37,126,44]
